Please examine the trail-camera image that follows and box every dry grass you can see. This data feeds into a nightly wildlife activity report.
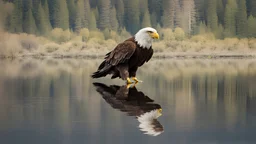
[1,28,256,58]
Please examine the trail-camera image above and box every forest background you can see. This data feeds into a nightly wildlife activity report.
[0,0,256,58]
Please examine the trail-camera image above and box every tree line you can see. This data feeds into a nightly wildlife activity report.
[2,0,256,39]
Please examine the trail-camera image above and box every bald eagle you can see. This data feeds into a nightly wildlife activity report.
[91,27,159,84]
[93,82,163,136]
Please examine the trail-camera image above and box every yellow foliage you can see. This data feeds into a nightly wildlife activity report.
[160,28,175,41]
[191,33,215,42]
[50,28,72,43]
[89,30,105,40]
[79,28,90,41]
[18,33,39,50]
[109,31,120,42]
[42,43,60,53]
[0,33,22,57]
[248,39,256,49]
[174,27,186,41]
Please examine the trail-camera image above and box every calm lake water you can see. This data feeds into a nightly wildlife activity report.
[0,58,256,144]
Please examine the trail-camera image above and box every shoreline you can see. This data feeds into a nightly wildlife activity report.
[1,52,256,59]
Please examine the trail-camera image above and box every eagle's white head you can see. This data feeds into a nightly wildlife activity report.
[135,27,159,49]
[137,108,163,136]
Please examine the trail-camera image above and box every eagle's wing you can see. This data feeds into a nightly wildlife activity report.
[106,41,136,66]
[146,48,154,62]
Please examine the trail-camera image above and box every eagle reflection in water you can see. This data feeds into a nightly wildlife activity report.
[93,83,164,136]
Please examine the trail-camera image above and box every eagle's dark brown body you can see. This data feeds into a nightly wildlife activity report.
[91,37,153,80]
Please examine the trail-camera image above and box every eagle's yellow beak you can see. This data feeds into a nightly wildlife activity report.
[150,32,159,39]
[157,108,162,116]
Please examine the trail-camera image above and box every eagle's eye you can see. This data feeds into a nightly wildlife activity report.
[147,31,153,34]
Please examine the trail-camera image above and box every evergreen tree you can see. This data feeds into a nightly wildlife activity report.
[217,0,224,24]
[247,15,256,37]
[139,0,148,20]
[207,0,218,32]
[75,0,85,32]
[93,7,99,23]
[32,0,40,32]
[84,0,91,28]
[98,0,111,30]
[162,0,175,29]
[37,3,51,35]
[43,0,52,30]
[148,0,162,23]
[150,12,157,28]
[248,0,256,17]
[9,0,23,33]
[67,0,76,30]
[50,0,69,29]
[110,7,119,31]
[181,0,196,35]
[23,8,37,34]
[116,0,124,28]
[236,0,248,37]
[89,12,97,30]
[198,21,207,34]
[224,0,237,37]
[174,0,182,28]
[141,10,151,28]
[124,0,140,34]
[23,0,37,34]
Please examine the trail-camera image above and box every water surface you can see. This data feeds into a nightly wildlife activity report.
[0,58,256,144]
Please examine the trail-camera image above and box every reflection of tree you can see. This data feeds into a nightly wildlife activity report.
[93,82,164,136]
[1,59,256,133]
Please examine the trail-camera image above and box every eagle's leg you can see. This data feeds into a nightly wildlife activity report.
[126,78,133,84]
[132,77,143,83]
[117,64,132,84]
[129,67,143,83]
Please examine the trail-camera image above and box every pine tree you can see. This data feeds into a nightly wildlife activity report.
[224,0,237,37]
[67,0,76,30]
[93,7,99,23]
[247,15,256,37]
[180,0,196,35]
[198,21,207,34]
[248,0,256,17]
[148,0,162,23]
[75,0,85,32]
[32,0,40,33]
[174,0,182,28]
[50,0,69,29]
[217,0,224,24]
[150,12,157,28]
[23,8,37,34]
[194,0,206,22]
[236,0,248,37]
[89,12,97,30]
[37,3,51,35]
[162,0,175,29]
[75,0,84,32]
[207,0,218,32]
[43,0,52,31]
[98,0,111,30]
[124,0,140,34]
[23,0,37,34]
[84,0,91,28]
[116,0,124,28]
[110,7,119,31]
[141,10,151,27]
[9,0,23,33]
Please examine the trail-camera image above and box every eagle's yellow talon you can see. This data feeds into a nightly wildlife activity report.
[126,78,133,84]
[126,84,131,89]
[132,77,142,83]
